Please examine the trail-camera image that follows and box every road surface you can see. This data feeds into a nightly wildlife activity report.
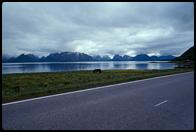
[2,72,194,130]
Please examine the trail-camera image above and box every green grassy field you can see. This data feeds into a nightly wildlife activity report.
[2,68,194,103]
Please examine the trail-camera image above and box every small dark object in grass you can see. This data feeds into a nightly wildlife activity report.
[93,69,102,73]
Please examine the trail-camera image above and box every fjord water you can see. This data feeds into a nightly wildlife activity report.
[2,61,177,74]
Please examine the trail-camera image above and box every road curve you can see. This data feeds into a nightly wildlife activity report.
[2,72,194,130]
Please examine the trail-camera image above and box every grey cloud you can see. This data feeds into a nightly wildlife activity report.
[2,2,194,57]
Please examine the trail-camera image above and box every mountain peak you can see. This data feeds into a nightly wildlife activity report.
[3,51,176,62]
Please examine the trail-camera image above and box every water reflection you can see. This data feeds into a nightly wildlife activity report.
[135,63,148,69]
[2,61,177,74]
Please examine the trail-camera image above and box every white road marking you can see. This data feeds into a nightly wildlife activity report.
[154,100,168,107]
[2,72,192,106]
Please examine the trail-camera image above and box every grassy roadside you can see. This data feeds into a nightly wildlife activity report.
[2,68,194,103]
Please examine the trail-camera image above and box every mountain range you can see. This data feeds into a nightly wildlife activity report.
[2,52,176,62]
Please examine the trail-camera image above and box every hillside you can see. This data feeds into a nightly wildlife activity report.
[172,46,194,61]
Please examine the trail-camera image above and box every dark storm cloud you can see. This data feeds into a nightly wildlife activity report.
[2,2,194,57]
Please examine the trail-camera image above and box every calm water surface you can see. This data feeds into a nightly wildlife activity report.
[2,61,177,74]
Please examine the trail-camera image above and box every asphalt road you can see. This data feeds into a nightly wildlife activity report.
[2,72,194,130]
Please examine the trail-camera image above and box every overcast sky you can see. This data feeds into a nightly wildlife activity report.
[2,2,194,57]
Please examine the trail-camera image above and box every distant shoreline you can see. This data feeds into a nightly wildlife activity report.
[2,60,171,64]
